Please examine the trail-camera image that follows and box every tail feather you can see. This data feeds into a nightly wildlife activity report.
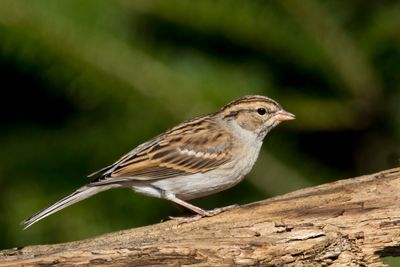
[21,185,117,230]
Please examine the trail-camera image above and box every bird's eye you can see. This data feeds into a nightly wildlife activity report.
[257,108,267,115]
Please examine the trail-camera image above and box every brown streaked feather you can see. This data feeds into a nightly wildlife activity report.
[90,115,233,183]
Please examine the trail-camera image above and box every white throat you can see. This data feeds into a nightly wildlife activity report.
[224,117,261,145]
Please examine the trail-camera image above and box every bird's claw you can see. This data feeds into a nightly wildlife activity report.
[168,204,239,224]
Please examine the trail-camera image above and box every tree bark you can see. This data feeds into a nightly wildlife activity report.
[2,168,400,266]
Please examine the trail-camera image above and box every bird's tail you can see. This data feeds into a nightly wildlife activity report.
[21,184,117,229]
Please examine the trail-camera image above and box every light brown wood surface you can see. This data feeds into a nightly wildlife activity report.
[1,168,400,266]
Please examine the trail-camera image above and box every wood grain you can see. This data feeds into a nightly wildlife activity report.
[2,168,400,266]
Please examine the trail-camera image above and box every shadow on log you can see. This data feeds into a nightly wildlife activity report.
[1,168,400,266]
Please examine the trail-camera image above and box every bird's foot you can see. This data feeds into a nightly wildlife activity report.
[168,214,203,223]
[204,204,238,216]
[168,204,239,224]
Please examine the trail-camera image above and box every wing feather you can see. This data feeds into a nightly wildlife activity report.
[90,116,233,184]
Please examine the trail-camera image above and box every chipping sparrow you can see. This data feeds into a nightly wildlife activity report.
[22,95,294,229]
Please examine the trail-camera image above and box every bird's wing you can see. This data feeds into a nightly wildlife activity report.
[90,116,233,185]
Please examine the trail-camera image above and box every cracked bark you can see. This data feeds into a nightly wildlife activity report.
[1,168,400,266]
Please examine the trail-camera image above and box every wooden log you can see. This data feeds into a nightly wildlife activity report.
[1,168,400,266]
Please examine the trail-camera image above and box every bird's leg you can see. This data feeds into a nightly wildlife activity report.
[171,202,199,217]
[164,193,237,223]
[166,194,209,216]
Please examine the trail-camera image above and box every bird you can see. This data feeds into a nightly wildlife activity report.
[22,95,295,229]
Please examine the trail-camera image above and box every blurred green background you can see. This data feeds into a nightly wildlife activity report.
[0,0,399,255]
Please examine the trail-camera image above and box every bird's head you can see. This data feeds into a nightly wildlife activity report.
[219,95,295,139]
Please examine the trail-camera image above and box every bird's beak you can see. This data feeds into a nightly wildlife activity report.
[274,110,295,121]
